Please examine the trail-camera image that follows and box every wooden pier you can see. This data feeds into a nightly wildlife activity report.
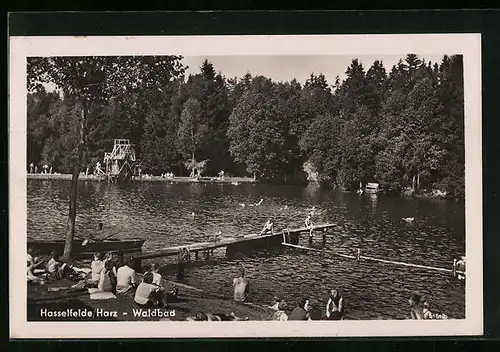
[133,223,336,262]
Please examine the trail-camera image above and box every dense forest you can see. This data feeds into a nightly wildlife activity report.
[27,54,464,198]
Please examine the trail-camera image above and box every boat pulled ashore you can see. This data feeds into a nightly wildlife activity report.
[28,237,146,258]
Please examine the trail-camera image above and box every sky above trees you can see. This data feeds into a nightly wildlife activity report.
[182,55,447,85]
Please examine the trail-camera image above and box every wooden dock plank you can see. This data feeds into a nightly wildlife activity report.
[134,223,336,260]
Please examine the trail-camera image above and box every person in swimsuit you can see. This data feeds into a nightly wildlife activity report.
[326,288,345,320]
[260,219,274,236]
[233,267,250,302]
[305,215,314,238]
[134,272,165,308]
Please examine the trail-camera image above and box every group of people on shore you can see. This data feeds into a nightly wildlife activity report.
[84,161,103,176]
[27,247,181,308]
[87,253,181,308]
[28,162,53,174]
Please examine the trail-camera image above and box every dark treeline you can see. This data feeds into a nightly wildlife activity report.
[27,54,464,198]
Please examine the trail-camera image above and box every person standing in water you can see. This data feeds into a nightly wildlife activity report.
[233,267,250,302]
[326,288,345,320]
[177,248,190,280]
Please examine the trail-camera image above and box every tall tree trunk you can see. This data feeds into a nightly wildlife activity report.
[63,103,86,261]
[191,150,195,177]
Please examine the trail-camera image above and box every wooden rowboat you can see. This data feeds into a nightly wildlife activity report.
[27,238,146,258]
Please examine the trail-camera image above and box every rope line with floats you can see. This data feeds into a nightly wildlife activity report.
[281,232,466,279]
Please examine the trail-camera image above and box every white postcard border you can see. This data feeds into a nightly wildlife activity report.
[9,33,482,338]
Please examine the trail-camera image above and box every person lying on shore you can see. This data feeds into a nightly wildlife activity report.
[186,311,249,321]
[116,257,138,294]
[134,272,166,308]
[289,298,310,320]
[272,300,289,321]
[422,301,448,320]
[233,267,249,302]
[90,252,105,282]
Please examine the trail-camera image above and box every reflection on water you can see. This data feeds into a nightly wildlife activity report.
[27,179,465,319]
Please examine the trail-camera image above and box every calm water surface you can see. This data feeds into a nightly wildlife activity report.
[27,179,465,320]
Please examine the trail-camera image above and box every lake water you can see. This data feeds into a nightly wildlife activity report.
[27,179,465,320]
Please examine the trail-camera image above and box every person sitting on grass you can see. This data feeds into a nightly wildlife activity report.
[98,259,117,294]
[272,300,289,321]
[308,302,323,321]
[150,263,162,285]
[145,262,179,303]
[43,251,65,280]
[116,257,138,294]
[27,258,45,285]
[289,298,310,320]
[268,296,280,310]
[105,251,123,276]
[186,311,249,321]
[134,272,165,308]
[27,247,36,267]
[90,252,105,282]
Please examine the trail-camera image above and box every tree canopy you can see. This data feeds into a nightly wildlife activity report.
[27,54,465,198]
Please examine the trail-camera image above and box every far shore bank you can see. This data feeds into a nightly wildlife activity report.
[27,173,257,184]
[26,173,461,200]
